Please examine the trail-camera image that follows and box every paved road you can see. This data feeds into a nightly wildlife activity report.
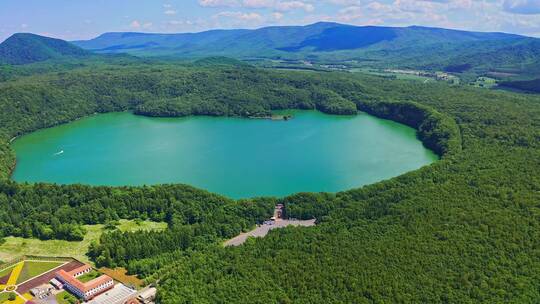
[224,219,316,247]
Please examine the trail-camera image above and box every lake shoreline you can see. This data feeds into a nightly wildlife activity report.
[248,114,293,121]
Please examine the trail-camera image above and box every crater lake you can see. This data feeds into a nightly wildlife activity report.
[11,111,438,198]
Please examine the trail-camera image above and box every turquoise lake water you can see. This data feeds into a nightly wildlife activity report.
[11,111,438,198]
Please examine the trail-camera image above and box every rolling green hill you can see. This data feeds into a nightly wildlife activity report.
[0,33,90,65]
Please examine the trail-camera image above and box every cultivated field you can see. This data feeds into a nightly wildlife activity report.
[16,261,63,284]
[98,267,144,288]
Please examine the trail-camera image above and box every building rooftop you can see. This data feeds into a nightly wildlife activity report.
[138,287,157,300]
[67,264,92,277]
[87,284,137,304]
[56,267,113,293]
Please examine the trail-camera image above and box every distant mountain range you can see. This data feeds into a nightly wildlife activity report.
[73,22,524,57]
[1,22,539,80]
[71,22,540,76]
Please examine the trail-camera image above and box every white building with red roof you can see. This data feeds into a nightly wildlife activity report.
[55,264,114,301]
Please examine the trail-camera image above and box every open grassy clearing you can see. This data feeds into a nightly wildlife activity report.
[0,220,166,264]
[350,67,435,82]
[77,270,101,283]
[56,290,78,304]
[116,220,167,233]
[470,76,498,88]
[99,267,144,288]
[0,226,102,263]
[16,261,63,284]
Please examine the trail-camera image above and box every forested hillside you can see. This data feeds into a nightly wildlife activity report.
[0,64,539,302]
[0,33,90,65]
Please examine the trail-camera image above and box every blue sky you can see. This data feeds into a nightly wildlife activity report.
[1,0,539,42]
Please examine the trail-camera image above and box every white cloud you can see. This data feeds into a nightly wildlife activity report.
[214,11,264,21]
[326,0,361,5]
[169,20,185,25]
[242,0,275,7]
[130,20,141,28]
[129,20,153,30]
[337,6,363,21]
[164,9,177,15]
[200,0,314,12]
[393,0,440,14]
[20,23,29,29]
[275,1,315,12]
[273,12,285,19]
[199,0,240,7]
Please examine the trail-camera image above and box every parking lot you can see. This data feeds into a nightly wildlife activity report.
[224,219,316,246]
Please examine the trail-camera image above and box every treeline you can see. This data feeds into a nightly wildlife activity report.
[0,180,273,242]
[356,100,462,156]
[87,197,275,268]
[0,134,14,180]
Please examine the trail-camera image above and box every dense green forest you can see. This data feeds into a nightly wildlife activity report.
[0,62,539,302]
